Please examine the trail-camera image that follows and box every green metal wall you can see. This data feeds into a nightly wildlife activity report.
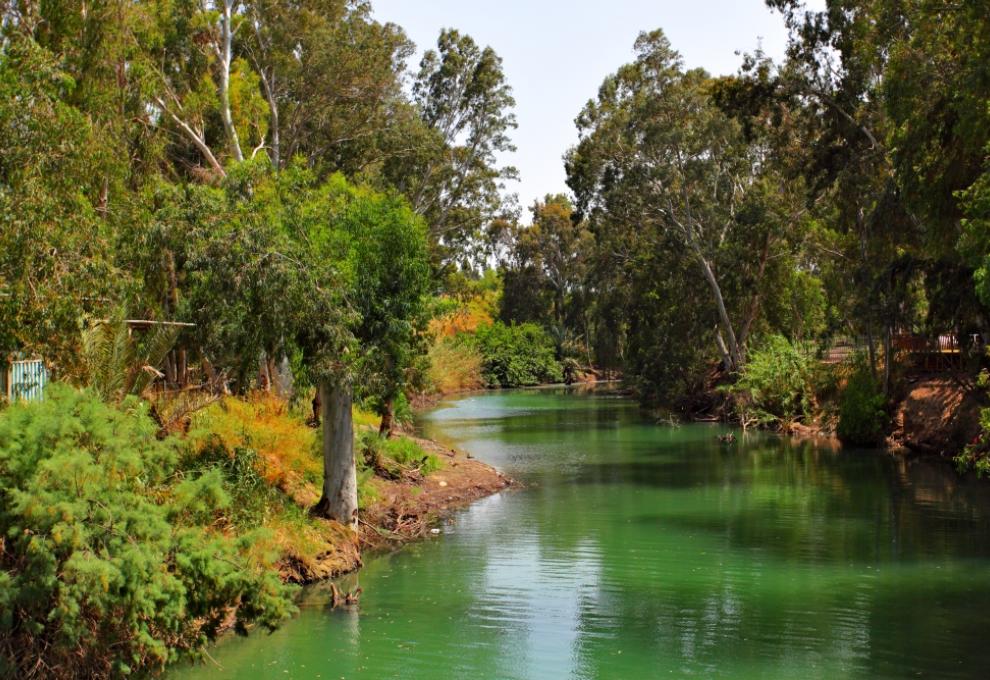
[2,358,48,402]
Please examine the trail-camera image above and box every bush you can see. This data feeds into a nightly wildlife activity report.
[955,370,990,476]
[0,386,295,679]
[183,443,282,530]
[731,335,818,426]
[473,322,563,388]
[358,431,441,477]
[187,394,320,499]
[427,335,484,394]
[836,358,888,445]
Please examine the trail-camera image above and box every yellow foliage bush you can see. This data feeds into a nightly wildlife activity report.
[188,393,320,499]
[428,337,484,394]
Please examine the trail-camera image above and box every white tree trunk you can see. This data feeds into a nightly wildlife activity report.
[314,380,358,529]
[695,249,743,371]
[218,0,244,163]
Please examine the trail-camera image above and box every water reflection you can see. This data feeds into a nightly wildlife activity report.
[172,387,990,680]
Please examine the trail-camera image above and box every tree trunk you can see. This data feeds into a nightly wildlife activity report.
[697,252,743,371]
[378,396,394,438]
[714,328,733,372]
[218,0,244,163]
[866,321,878,382]
[313,381,358,529]
[883,323,892,396]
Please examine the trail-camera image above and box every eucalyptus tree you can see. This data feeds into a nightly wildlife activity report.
[0,36,126,373]
[567,30,770,373]
[288,173,430,521]
[240,0,414,175]
[766,0,990,380]
[338,184,431,437]
[500,195,594,354]
[385,28,519,266]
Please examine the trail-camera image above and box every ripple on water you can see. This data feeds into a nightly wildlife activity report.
[172,388,990,680]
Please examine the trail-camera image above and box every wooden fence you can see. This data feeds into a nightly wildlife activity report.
[823,333,975,372]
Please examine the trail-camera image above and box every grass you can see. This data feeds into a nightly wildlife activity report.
[428,336,484,394]
[358,430,443,476]
[179,391,444,581]
[188,393,321,501]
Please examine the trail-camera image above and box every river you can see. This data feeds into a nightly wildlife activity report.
[173,386,990,679]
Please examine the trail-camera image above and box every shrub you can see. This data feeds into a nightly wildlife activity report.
[358,431,441,477]
[427,335,485,394]
[187,394,320,501]
[0,386,295,679]
[183,443,282,531]
[836,358,888,445]
[955,370,990,476]
[731,335,818,426]
[473,322,563,388]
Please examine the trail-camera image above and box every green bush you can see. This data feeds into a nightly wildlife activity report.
[473,322,563,388]
[0,386,295,679]
[358,431,441,476]
[954,370,990,476]
[183,442,282,531]
[837,359,888,445]
[731,335,818,426]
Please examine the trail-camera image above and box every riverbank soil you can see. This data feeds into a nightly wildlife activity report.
[890,375,984,457]
[185,395,512,586]
[360,437,514,548]
[277,440,512,584]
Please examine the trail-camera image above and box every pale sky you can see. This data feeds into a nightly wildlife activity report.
[372,0,822,214]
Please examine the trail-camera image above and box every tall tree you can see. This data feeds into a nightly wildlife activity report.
[501,195,593,353]
[386,29,518,265]
[568,31,764,372]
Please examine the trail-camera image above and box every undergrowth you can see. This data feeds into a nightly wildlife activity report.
[358,431,442,477]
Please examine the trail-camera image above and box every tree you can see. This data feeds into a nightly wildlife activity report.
[241,0,415,175]
[765,0,990,388]
[567,31,770,373]
[282,172,429,522]
[0,37,125,374]
[385,28,518,265]
[500,195,593,355]
[340,185,431,437]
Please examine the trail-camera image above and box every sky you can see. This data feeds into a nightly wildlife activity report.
[371,0,821,218]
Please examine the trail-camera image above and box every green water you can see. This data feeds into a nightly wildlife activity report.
[174,387,990,679]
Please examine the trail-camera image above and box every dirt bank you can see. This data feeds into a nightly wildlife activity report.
[276,437,513,585]
[690,372,984,461]
[890,376,984,457]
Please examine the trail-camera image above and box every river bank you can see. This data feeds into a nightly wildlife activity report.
[689,371,985,465]
[279,434,514,584]
[172,387,990,680]
[188,394,515,587]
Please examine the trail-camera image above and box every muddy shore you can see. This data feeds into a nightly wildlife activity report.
[276,436,514,585]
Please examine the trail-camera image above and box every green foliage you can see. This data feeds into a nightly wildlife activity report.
[0,37,126,373]
[386,28,518,263]
[499,195,593,346]
[182,443,282,531]
[955,370,990,477]
[731,335,818,426]
[427,335,485,394]
[0,386,294,678]
[358,431,441,477]
[80,312,178,403]
[837,359,889,446]
[473,322,563,388]
[331,175,433,414]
